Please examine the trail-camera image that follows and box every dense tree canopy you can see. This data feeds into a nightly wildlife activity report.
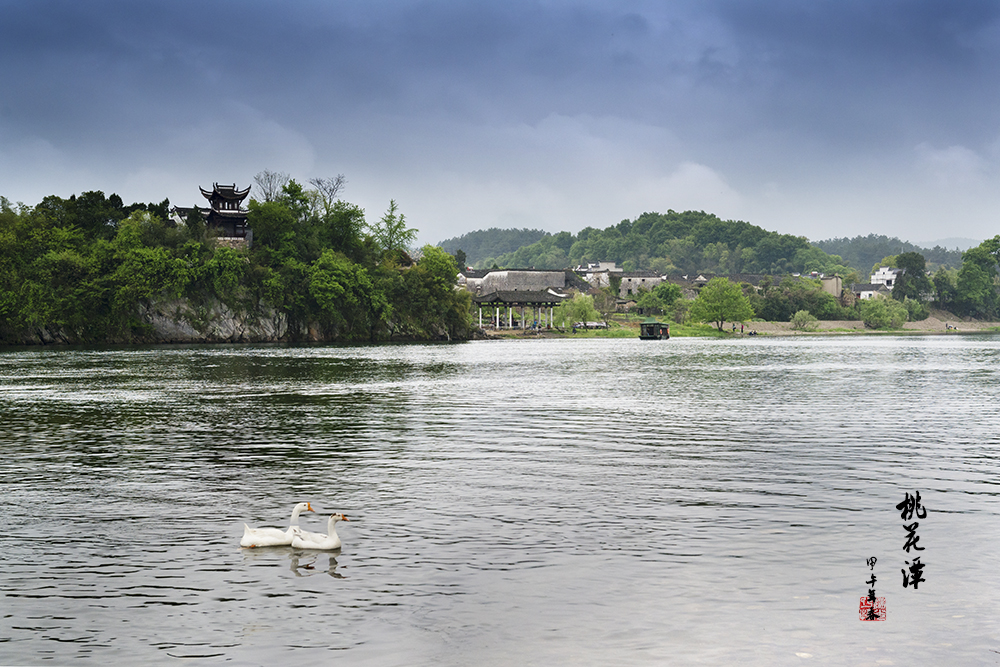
[746,276,848,322]
[438,228,549,265]
[0,180,472,344]
[463,210,856,278]
[814,234,963,275]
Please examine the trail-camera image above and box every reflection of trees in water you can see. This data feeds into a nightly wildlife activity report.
[289,551,344,579]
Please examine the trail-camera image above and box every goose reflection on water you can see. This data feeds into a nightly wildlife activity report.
[289,552,344,579]
[239,540,346,578]
[239,541,345,578]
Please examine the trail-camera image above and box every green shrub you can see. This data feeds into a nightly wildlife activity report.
[904,297,929,321]
[790,309,818,330]
[859,297,908,329]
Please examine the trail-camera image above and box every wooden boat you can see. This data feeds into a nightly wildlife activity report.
[639,318,670,340]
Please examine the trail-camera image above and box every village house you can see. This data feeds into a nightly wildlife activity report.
[871,266,903,288]
[619,270,664,297]
[576,261,623,288]
[852,283,893,300]
[820,275,843,298]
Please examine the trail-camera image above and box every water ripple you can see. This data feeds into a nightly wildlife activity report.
[1,337,999,665]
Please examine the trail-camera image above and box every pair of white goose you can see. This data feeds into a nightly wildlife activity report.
[241,502,349,550]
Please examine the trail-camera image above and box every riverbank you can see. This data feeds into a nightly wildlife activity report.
[481,308,1000,339]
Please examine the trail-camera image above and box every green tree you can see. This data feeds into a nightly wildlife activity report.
[308,249,376,339]
[387,246,470,340]
[955,245,999,318]
[635,282,681,314]
[932,267,958,311]
[553,293,600,327]
[247,200,297,253]
[592,287,617,322]
[672,299,691,324]
[203,247,246,300]
[689,277,754,330]
[369,200,417,260]
[892,252,932,302]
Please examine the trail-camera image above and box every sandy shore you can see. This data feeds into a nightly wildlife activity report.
[739,309,1000,336]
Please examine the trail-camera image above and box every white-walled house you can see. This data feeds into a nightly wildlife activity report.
[871,267,903,288]
[852,283,892,300]
[578,261,623,288]
[619,271,664,297]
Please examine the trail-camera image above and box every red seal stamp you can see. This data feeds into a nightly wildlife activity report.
[859,596,886,621]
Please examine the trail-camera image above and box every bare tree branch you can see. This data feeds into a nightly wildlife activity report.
[308,175,346,203]
[253,170,290,202]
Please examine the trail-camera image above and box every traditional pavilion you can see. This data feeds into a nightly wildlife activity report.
[472,289,569,330]
[170,183,252,248]
[200,183,251,240]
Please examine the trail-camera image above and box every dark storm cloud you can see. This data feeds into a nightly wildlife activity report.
[5,0,1000,136]
[702,0,1000,143]
[2,0,1000,242]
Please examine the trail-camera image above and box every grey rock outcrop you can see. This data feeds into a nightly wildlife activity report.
[139,299,289,343]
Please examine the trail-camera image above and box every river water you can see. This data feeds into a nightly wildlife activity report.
[1,336,999,665]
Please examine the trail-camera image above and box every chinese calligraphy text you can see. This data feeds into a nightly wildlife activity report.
[896,491,928,589]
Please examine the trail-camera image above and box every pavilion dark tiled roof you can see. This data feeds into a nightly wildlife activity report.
[471,290,570,305]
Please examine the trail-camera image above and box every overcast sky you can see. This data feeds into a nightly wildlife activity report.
[2,0,999,247]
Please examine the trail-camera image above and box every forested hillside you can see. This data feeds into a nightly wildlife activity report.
[454,210,857,279]
[0,181,471,344]
[438,228,548,266]
[812,234,963,274]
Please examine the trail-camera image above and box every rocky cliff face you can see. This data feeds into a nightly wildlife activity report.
[138,299,291,343]
[10,298,317,345]
[8,297,467,345]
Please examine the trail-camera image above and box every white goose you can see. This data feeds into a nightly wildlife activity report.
[291,513,349,550]
[241,502,315,548]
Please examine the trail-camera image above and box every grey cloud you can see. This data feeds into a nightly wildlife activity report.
[2,0,1000,243]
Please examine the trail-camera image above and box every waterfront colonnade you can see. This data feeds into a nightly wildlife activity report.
[471,290,569,330]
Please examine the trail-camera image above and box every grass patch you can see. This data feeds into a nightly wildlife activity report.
[667,323,730,337]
